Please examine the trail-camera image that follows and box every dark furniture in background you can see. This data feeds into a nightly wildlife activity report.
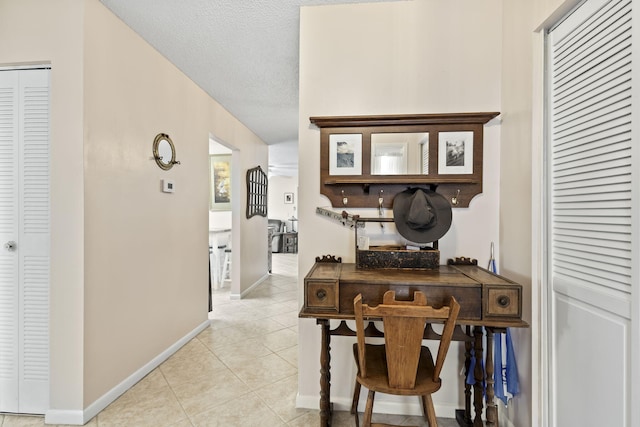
[268,227,274,273]
[269,219,298,254]
[268,219,286,252]
[282,232,298,254]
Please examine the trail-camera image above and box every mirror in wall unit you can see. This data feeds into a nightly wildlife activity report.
[309,112,500,208]
[153,133,180,171]
[371,132,429,175]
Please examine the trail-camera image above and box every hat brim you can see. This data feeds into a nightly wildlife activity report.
[392,188,452,244]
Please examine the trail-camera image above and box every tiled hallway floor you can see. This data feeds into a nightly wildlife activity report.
[0,254,458,426]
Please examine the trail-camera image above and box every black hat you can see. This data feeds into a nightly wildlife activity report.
[392,188,452,244]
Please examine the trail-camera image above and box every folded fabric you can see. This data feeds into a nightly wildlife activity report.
[494,328,520,406]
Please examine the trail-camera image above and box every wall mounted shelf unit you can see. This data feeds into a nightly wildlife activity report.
[310,112,499,208]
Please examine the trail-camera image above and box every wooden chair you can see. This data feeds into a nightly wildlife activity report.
[351,291,460,427]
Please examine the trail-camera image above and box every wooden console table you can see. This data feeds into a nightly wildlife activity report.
[299,262,528,427]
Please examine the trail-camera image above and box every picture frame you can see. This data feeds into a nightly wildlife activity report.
[284,192,294,204]
[210,154,232,211]
[438,131,474,175]
[329,133,362,175]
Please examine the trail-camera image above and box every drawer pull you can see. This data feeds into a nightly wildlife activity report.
[316,289,327,301]
[497,295,510,307]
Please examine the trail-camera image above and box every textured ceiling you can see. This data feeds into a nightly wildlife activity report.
[99,0,402,148]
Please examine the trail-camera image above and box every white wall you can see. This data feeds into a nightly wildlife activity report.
[1,0,269,419]
[298,0,503,418]
[268,175,298,226]
[500,1,535,425]
[83,0,269,404]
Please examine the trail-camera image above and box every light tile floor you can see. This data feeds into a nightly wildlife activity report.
[0,254,458,427]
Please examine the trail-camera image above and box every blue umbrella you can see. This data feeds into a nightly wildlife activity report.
[488,242,497,273]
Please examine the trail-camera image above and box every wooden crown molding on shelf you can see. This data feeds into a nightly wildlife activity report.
[310,112,500,128]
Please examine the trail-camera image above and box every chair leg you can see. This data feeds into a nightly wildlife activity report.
[352,380,361,427]
[420,395,428,421]
[351,381,361,414]
[363,390,375,427]
[421,394,437,427]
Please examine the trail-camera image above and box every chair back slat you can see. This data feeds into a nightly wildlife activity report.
[433,297,460,380]
[381,316,425,388]
[353,293,368,378]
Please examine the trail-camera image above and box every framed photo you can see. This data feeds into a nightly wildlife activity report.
[438,131,474,175]
[329,133,362,175]
[210,154,232,211]
[284,192,294,204]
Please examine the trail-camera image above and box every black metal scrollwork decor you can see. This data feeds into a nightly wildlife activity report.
[246,166,268,218]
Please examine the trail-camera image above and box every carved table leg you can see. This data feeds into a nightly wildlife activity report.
[485,328,498,426]
[456,326,474,427]
[473,326,484,427]
[464,326,473,424]
[318,319,332,426]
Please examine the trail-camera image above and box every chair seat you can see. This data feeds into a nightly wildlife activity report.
[354,343,442,396]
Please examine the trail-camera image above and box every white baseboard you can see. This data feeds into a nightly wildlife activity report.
[230,273,269,300]
[43,409,84,425]
[296,393,460,419]
[45,319,211,425]
[498,404,517,427]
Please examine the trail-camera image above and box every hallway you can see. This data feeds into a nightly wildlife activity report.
[0,254,457,426]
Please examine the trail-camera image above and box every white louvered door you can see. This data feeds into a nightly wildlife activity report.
[0,68,50,414]
[547,0,632,425]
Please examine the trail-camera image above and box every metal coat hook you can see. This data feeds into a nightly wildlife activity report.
[451,189,461,206]
[378,190,384,228]
[342,190,348,206]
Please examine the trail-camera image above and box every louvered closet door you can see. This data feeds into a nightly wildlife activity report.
[547,0,631,425]
[0,69,50,414]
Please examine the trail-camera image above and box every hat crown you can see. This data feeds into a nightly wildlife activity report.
[406,190,436,230]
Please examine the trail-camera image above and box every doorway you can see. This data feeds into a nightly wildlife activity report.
[266,141,298,275]
[0,67,50,414]
[208,136,239,304]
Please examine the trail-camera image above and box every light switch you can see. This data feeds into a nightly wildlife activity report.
[162,179,175,193]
